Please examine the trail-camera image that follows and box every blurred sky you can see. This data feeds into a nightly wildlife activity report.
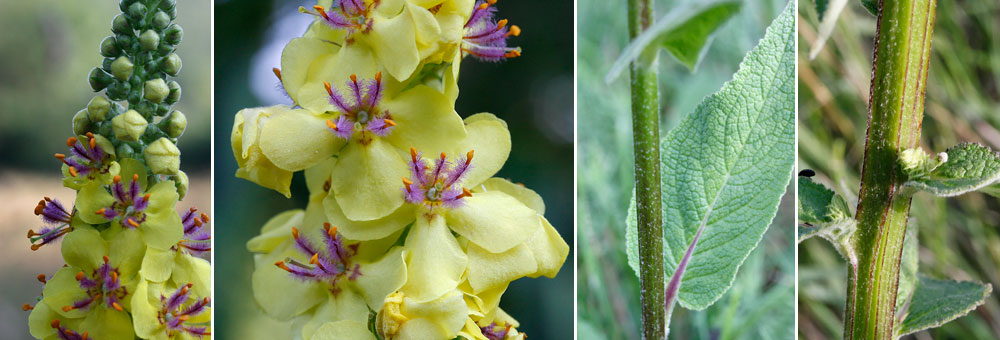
[213,0,574,339]
[0,0,211,337]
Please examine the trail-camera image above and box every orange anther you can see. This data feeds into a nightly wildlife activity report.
[68,167,78,177]
[54,153,65,160]
[111,271,118,283]
[402,177,413,186]
[487,0,497,4]
[275,261,291,271]
[458,187,473,199]
[89,137,96,149]
[466,150,475,164]
[504,50,521,58]
[34,201,45,215]
[28,229,37,237]
[497,19,508,30]
[66,137,77,147]
[127,218,139,227]
[309,253,319,265]
[76,271,85,281]
[479,3,488,9]
[132,174,139,181]
[95,208,106,216]
[113,175,121,183]
[194,218,203,227]
[374,71,382,83]
[440,152,447,160]
[112,302,123,312]
[313,5,331,21]
[272,67,282,80]
[291,227,299,239]
[383,119,396,127]
[86,132,94,139]
[82,332,89,340]
[350,74,358,83]
[103,255,109,263]
[508,25,521,37]
[328,226,338,237]
[37,274,47,283]
[143,193,151,200]
[326,119,338,130]
[31,244,42,251]
[323,81,333,96]
[62,306,73,312]
[177,315,189,322]
[410,147,418,161]
[51,319,61,328]
[22,303,33,311]
[201,213,210,222]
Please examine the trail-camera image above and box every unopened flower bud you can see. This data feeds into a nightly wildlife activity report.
[87,96,111,121]
[140,30,160,51]
[112,14,132,34]
[100,36,119,57]
[164,24,183,45]
[112,109,147,141]
[116,143,134,159]
[171,170,189,200]
[111,57,133,81]
[166,81,181,104]
[163,53,182,76]
[73,109,92,135]
[144,79,170,103]
[165,111,187,137]
[144,137,181,175]
[88,67,113,91]
[159,0,177,10]
[153,11,171,30]
[127,2,146,20]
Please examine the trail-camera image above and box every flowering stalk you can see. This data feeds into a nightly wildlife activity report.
[235,1,568,339]
[24,1,211,339]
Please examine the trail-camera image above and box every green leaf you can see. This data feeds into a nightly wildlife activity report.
[860,0,878,15]
[625,2,796,310]
[896,276,992,337]
[606,0,741,81]
[796,176,856,260]
[904,143,1000,197]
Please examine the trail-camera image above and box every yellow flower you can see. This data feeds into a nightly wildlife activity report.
[376,289,468,340]
[231,105,297,197]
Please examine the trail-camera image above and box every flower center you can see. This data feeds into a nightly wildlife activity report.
[301,0,377,38]
[275,223,361,294]
[49,320,89,340]
[177,207,212,255]
[402,148,475,210]
[158,283,211,337]
[462,0,522,61]
[481,322,514,340]
[55,133,112,179]
[95,174,151,228]
[64,256,127,313]
[323,72,395,145]
[28,197,75,250]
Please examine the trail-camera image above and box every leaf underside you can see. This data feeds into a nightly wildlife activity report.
[606,0,741,82]
[905,143,1000,197]
[896,275,992,337]
[626,2,796,311]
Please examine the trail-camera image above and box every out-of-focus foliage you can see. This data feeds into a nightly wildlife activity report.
[578,0,794,338]
[798,0,1000,338]
[0,0,211,172]
[213,0,573,339]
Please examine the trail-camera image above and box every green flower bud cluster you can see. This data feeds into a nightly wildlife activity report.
[83,0,187,172]
[25,1,210,339]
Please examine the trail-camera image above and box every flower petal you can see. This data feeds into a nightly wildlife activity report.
[80,305,135,339]
[247,209,304,253]
[524,217,569,278]
[131,280,164,338]
[305,158,338,195]
[323,191,415,241]
[459,113,511,187]
[401,215,467,302]
[383,85,466,155]
[475,177,545,215]
[281,37,339,102]
[444,191,538,253]
[172,254,212,299]
[109,227,146,277]
[61,226,108,271]
[467,242,537,293]
[329,138,408,221]
[310,320,376,340]
[75,182,116,225]
[368,10,420,80]
[251,243,326,320]
[301,294,368,340]
[42,267,90,319]
[356,247,408,308]
[139,247,174,282]
[296,43,378,113]
[399,290,468,339]
[259,109,344,172]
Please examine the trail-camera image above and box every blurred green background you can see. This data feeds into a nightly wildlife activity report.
[798,0,1000,338]
[213,0,573,339]
[0,0,211,337]
[578,0,795,339]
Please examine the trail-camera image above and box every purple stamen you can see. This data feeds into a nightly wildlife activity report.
[462,1,521,62]
[402,150,475,209]
[156,284,211,337]
[481,322,511,340]
[68,258,128,313]
[323,73,391,141]
[276,224,361,289]
[177,208,212,256]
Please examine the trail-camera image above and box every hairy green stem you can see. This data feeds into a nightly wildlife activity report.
[627,0,663,338]
[847,0,937,338]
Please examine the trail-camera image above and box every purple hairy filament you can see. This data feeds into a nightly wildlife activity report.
[301,1,376,38]
[28,197,75,250]
[50,320,90,340]
[481,322,513,340]
[275,223,361,295]
[95,174,151,229]
[159,283,211,337]
[463,0,521,62]
[177,208,211,255]
[55,133,110,179]
[402,147,475,210]
[64,256,127,313]
[323,72,395,145]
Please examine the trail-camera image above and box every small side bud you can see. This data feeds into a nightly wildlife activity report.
[87,96,111,121]
[112,109,148,142]
[111,57,134,81]
[144,79,170,103]
[163,53,182,76]
[139,30,161,51]
[73,109,92,135]
[166,81,181,104]
[165,111,187,138]
[127,2,147,20]
[152,11,171,30]
[88,67,113,91]
[159,0,177,10]
[172,170,189,200]
[144,137,181,175]
[111,14,132,34]
[164,24,183,45]
[100,36,119,57]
